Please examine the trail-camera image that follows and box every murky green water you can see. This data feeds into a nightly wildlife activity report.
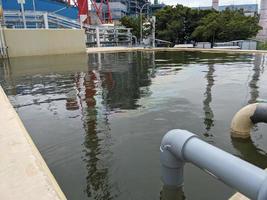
[1,51,267,200]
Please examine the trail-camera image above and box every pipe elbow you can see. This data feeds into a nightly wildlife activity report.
[160,129,196,161]
[160,129,197,187]
[231,103,267,139]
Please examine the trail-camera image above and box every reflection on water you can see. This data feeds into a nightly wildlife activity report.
[203,64,215,137]
[160,186,185,200]
[1,51,267,200]
[231,54,267,169]
[232,137,267,169]
[248,54,264,104]
[78,71,115,199]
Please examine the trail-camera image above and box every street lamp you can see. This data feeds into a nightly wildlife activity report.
[139,2,150,45]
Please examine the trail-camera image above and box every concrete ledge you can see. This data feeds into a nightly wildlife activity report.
[0,86,66,200]
[229,193,250,200]
[4,29,86,57]
[86,47,267,55]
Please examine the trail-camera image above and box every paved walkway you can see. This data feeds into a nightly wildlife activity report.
[0,86,66,200]
[86,46,267,55]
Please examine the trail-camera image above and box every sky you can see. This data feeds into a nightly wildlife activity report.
[162,0,259,7]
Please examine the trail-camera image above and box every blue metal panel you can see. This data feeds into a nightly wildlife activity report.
[2,0,78,19]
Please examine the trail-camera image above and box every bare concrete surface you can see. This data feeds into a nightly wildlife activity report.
[0,86,66,200]
[229,193,250,200]
[5,29,86,57]
[86,47,267,55]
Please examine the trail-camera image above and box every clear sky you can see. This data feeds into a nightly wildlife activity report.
[161,0,259,7]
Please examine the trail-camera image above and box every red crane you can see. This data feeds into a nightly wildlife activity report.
[66,0,113,24]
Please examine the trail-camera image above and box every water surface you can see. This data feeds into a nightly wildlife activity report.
[1,51,267,200]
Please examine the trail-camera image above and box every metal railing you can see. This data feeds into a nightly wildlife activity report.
[2,10,133,47]
[3,10,81,29]
[85,25,132,47]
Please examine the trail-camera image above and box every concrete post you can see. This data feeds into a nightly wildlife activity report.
[257,0,267,40]
[160,129,267,200]
[152,16,156,48]
[96,27,100,47]
[127,28,132,47]
[0,27,6,57]
[140,13,142,45]
[43,13,49,29]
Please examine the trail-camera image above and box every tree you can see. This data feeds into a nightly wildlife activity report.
[192,9,261,45]
[155,5,213,43]
[120,15,143,39]
[120,5,261,45]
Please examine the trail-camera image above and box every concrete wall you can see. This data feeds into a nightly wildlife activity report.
[4,29,86,57]
[0,86,66,200]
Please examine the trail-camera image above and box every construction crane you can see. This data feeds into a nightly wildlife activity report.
[63,0,112,24]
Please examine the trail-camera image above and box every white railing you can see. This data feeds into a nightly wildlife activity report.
[3,10,81,29]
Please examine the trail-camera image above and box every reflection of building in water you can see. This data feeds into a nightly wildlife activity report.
[79,51,155,198]
[65,85,79,110]
[203,64,215,137]
[88,51,153,110]
[232,138,267,169]
[0,60,12,90]
[76,71,115,200]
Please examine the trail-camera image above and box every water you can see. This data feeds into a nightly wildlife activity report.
[1,51,267,200]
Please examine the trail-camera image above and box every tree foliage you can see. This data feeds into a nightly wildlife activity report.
[192,9,261,44]
[155,5,213,43]
[120,5,261,44]
[120,15,142,39]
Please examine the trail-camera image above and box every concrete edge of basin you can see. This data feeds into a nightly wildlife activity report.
[0,86,66,200]
[229,193,250,200]
[86,47,267,55]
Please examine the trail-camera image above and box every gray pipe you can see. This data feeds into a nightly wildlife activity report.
[160,129,267,200]
[251,103,267,124]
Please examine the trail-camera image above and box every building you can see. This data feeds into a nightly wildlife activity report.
[2,0,78,19]
[257,0,267,41]
[194,4,258,16]
[212,0,219,11]
[219,4,258,16]
[92,0,163,23]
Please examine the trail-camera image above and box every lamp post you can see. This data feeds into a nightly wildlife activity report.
[139,2,150,45]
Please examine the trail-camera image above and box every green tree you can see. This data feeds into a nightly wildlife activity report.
[120,15,143,39]
[155,5,213,43]
[192,9,261,45]
[120,5,261,45]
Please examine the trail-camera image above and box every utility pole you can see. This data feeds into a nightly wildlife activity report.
[152,16,156,48]
[140,2,150,45]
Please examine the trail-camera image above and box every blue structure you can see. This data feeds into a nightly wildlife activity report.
[2,0,78,19]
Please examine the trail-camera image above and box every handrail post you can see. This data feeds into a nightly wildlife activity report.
[43,12,49,29]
